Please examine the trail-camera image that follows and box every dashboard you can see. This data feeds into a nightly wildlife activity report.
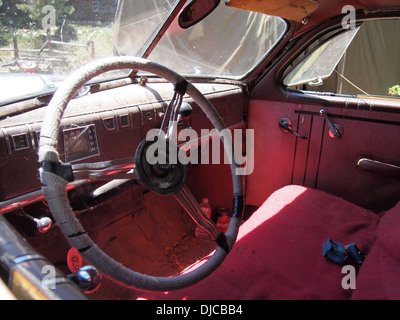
[0,81,246,210]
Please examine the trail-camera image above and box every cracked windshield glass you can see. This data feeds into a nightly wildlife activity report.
[0,0,286,105]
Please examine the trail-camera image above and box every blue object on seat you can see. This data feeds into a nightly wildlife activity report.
[323,238,349,265]
[323,239,365,266]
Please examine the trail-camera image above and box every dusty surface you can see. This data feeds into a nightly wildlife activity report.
[87,191,215,300]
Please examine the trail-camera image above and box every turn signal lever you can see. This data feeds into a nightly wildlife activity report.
[279,118,308,140]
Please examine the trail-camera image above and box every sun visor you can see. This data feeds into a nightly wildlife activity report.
[226,0,319,22]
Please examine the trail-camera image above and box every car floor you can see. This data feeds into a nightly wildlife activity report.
[87,191,216,300]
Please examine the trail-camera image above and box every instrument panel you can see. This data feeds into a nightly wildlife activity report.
[63,125,100,163]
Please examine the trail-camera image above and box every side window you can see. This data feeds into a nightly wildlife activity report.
[284,19,400,98]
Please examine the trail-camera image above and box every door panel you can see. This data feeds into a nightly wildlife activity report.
[300,106,400,212]
[246,99,400,212]
[246,100,298,206]
[292,112,323,187]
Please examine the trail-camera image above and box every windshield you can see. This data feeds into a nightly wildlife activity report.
[0,0,286,105]
[114,0,286,78]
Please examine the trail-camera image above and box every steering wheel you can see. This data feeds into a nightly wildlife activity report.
[38,56,244,292]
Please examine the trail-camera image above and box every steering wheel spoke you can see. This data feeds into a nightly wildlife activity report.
[71,157,137,181]
[174,184,219,240]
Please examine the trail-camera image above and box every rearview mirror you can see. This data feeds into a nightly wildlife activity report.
[178,0,221,29]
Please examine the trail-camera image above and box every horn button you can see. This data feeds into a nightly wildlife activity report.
[134,138,187,195]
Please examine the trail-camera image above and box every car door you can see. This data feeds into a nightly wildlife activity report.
[246,17,400,213]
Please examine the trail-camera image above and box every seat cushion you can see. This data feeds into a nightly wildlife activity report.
[352,202,400,300]
[139,186,380,300]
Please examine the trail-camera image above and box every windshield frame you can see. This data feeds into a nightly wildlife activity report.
[127,0,187,78]
[137,0,186,60]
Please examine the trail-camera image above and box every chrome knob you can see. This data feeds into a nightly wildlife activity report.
[34,216,53,233]
[67,265,102,293]
[20,211,53,233]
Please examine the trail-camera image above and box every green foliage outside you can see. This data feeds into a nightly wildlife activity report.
[0,0,76,46]
[0,0,114,74]
[388,85,400,97]
[0,24,114,74]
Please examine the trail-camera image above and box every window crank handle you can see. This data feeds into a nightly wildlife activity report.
[319,109,342,138]
[279,118,308,140]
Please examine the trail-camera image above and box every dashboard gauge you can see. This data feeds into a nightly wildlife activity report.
[63,125,99,162]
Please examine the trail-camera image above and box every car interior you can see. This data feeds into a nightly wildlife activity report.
[0,0,400,300]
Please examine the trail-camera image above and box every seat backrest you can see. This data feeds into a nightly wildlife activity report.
[352,202,400,299]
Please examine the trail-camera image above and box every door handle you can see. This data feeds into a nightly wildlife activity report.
[356,157,400,178]
[279,118,307,140]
